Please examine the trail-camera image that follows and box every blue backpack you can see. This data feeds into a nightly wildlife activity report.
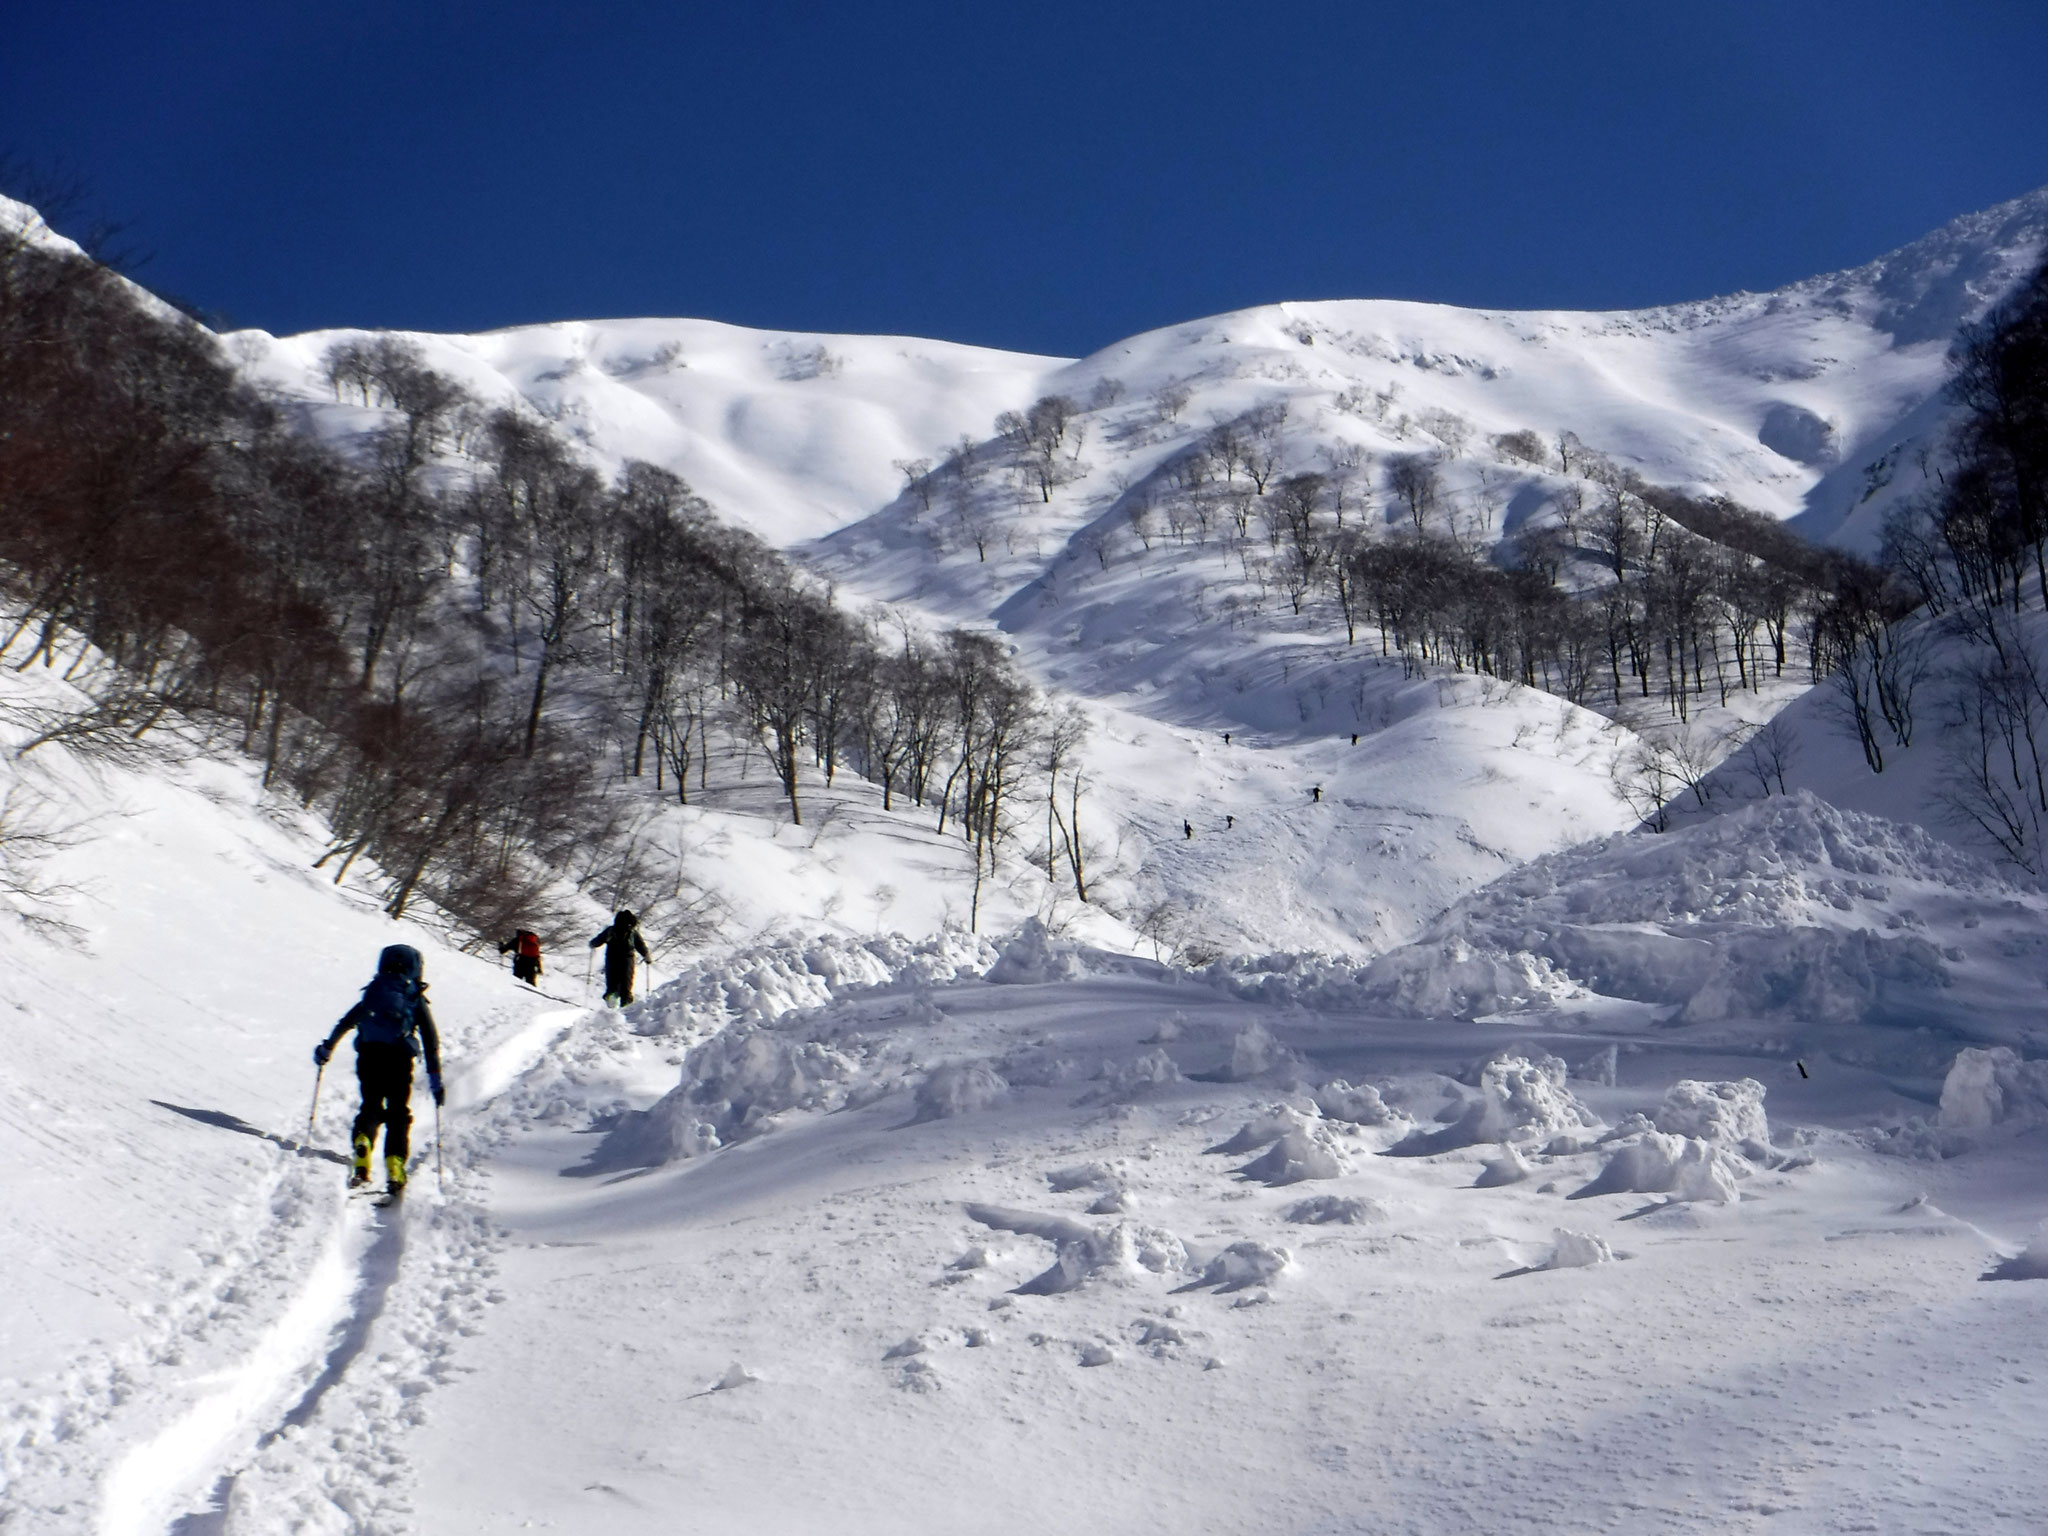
[354,944,425,1054]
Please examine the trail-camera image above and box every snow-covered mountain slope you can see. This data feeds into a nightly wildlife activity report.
[0,650,1118,1531]
[233,185,2048,555]
[212,186,2048,962]
[234,320,1064,546]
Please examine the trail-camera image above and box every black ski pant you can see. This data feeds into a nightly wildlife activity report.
[352,1042,415,1162]
[605,963,635,1005]
[512,954,541,986]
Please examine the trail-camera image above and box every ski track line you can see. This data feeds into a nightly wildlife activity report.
[459,1006,588,1108]
[96,1210,365,1536]
[159,1003,589,1531]
[99,1000,592,1535]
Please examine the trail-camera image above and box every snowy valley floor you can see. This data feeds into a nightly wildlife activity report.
[398,969,2048,1536]
[5,715,2048,1533]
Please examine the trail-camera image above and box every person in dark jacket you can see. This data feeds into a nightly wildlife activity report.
[498,928,544,986]
[589,909,651,1006]
[314,943,443,1195]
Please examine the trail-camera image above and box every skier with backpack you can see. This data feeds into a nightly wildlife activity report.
[313,943,443,1199]
[589,909,651,1006]
[498,928,544,987]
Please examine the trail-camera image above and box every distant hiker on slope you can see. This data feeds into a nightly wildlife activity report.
[498,928,544,987]
[590,909,652,1007]
[313,943,443,1197]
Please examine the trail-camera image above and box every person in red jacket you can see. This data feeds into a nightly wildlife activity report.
[498,928,544,986]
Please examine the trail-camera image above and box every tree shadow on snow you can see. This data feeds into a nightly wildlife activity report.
[150,1100,349,1167]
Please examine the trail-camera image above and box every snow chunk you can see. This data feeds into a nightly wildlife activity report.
[1474,1143,1532,1188]
[1652,1078,1770,1148]
[1206,1103,1321,1155]
[1388,1056,1597,1156]
[592,1021,874,1170]
[964,1204,1187,1294]
[1084,1047,1185,1104]
[1938,1046,2048,1131]
[913,1060,1008,1122]
[1078,1343,1116,1367]
[1543,1229,1615,1270]
[1221,1020,1303,1081]
[1572,1132,1746,1204]
[1313,1079,1402,1127]
[1195,1241,1292,1292]
[1285,1195,1385,1225]
[1236,1128,1350,1186]
[1046,1162,1120,1192]
[985,918,1084,984]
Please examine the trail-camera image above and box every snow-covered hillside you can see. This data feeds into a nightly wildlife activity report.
[214,185,2048,961]
[9,658,2048,1532]
[232,185,2048,555]
[11,182,2048,1535]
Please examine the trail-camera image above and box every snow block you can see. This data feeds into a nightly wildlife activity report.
[1285,1195,1385,1225]
[1236,1129,1349,1186]
[1195,1241,1292,1292]
[1220,1020,1302,1082]
[986,918,1084,984]
[1313,1079,1402,1127]
[913,1060,1008,1122]
[1652,1079,1770,1148]
[1938,1046,2048,1131]
[965,1204,1187,1294]
[1571,1132,1745,1204]
[595,1024,865,1168]
[1542,1229,1615,1270]
[1386,1056,1597,1157]
[1474,1143,1531,1188]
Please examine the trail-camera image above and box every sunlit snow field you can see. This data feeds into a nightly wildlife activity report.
[6,186,2048,1535]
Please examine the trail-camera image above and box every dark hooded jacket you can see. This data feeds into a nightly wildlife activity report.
[589,909,650,990]
[323,943,443,1074]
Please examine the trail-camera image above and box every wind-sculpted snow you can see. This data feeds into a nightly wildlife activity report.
[965,1204,1189,1294]
[592,1025,870,1168]
[1937,1047,2048,1132]
[627,929,997,1039]
[1387,1055,1598,1156]
[1339,793,2048,1029]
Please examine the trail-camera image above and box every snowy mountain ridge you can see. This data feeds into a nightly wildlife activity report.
[231,182,2048,555]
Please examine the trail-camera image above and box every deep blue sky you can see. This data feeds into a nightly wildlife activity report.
[7,1,2046,358]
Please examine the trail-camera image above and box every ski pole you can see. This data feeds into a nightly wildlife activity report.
[435,1100,445,1194]
[306,1060,325,1146]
